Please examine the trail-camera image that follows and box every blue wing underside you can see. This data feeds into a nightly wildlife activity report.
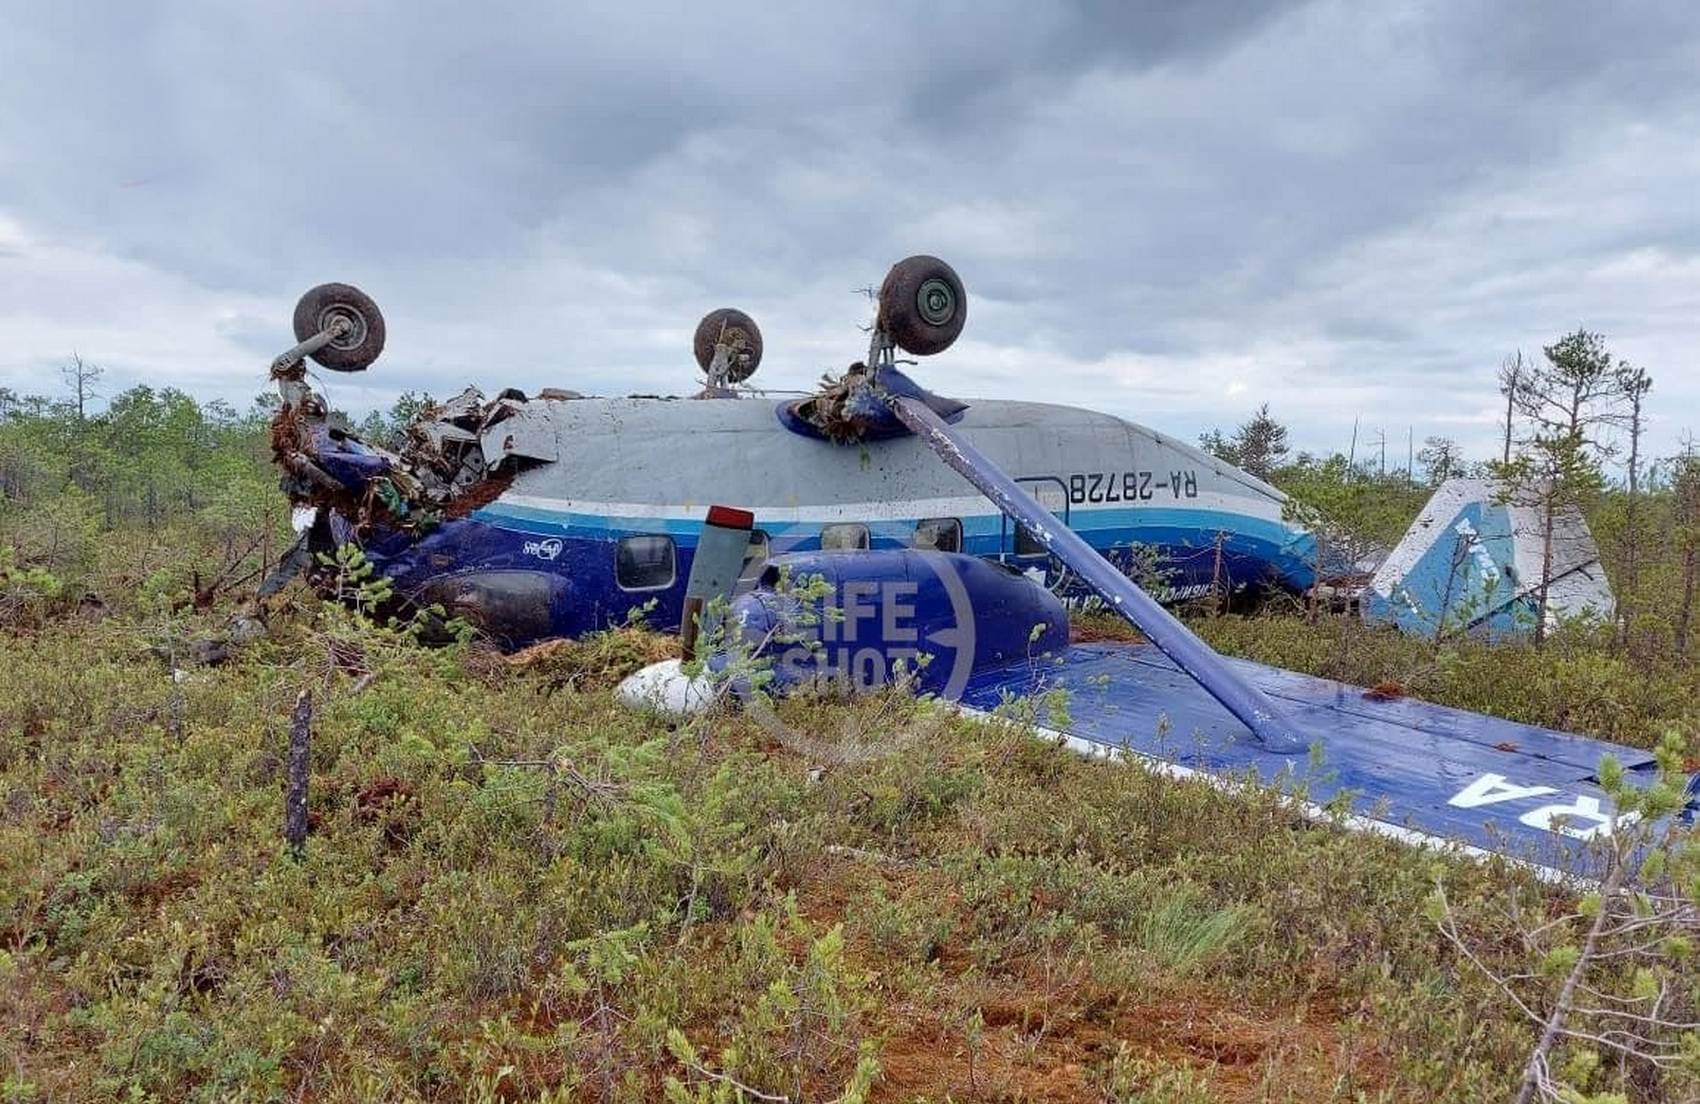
[960,641,1668,876]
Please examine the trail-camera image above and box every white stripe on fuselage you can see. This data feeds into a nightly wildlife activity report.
[494,491,1281,525]
[496,492,994,522]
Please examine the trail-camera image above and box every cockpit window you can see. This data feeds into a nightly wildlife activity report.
[616,534,677,590]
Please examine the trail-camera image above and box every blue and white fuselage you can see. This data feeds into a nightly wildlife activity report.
[273,268,1693,881]
[327,393,1314,644]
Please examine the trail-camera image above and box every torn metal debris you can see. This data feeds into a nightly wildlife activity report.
[781,363,970,444]
[268,379,583,534]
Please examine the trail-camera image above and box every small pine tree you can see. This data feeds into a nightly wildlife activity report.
[1201,405,1289,480]
[1500,329,1628,645]
[1233,404,1289,480]
[1197,428,1239,467]
[1417,436,1465,485]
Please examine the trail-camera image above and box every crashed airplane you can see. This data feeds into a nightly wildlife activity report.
[266,263,1315,646]
[265,257,1691,878]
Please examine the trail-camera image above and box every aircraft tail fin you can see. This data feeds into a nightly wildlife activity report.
[1362,478,1614,639]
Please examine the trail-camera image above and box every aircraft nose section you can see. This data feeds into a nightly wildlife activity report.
[417,569,574,649]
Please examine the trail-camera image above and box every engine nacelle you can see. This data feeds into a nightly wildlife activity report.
[724,549,1069,697]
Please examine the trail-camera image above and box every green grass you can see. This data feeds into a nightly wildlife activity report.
[6,364,1700,1100]
[1,515,1697,1101]
[5,587,1687,1104]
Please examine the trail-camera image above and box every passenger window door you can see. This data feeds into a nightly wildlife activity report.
[1004,477,1070,559]
[913,517,962,553]
[616,534,677,591]
[820,523,870,551]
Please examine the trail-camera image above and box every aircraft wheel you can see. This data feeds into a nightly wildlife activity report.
[879,255,966,356]
[293,283,386,372]
[693,308,763,382]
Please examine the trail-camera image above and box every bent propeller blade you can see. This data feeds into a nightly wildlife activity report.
[680,504,755,658]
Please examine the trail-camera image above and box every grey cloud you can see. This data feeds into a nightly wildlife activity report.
[1,1,1697,462]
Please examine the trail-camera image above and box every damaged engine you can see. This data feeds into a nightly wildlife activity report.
[270,384,545,534]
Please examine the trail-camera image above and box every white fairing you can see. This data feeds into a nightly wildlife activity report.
[616,659,715,717]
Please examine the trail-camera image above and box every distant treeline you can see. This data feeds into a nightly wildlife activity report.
[1199,328,1699,662]
[0,371,422,593]
[3,345,1696,662]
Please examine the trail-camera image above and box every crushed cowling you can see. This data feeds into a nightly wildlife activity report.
[269,383,575,535]
[780,364,970,443]
[392,386,512,514]
[786,366,891,443]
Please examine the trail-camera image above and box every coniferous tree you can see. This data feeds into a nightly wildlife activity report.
[1503,329,1628,645]
[1417,436,1465,486]
[1201,404,1290,480]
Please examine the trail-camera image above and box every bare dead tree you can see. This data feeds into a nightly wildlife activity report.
[1499,351,1526,466]
[1609,365,1653,653]
[60,353,103,423]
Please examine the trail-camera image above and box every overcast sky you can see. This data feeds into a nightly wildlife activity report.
[1,2,1696,466]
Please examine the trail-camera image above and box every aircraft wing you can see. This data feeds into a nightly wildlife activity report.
[958,641,1672,879]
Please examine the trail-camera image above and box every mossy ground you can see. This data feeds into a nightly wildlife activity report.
[8,577,1695,1103]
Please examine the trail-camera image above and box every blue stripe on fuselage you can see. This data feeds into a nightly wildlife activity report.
[469,500,1315,584]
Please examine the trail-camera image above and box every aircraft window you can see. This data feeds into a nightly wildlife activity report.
[913,517,962,553]
[616,534,677,590]
[819,523,869,551]
[1014,478,1067,557]
[740,529,770,580]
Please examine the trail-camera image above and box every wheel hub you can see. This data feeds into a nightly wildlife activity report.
[317,305,368,350]
[916,278,956,326]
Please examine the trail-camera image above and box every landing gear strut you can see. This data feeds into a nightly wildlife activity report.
[273,283,386,377]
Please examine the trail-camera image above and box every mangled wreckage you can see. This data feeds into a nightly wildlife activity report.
[257,258,1681,878]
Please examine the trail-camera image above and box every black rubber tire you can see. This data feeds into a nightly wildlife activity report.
[878,255,966,356]
[692,308,763,382]
[292,283,386,372]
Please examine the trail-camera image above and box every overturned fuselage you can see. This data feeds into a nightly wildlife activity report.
[275,385,1316,646]
[267,270,1315,647]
